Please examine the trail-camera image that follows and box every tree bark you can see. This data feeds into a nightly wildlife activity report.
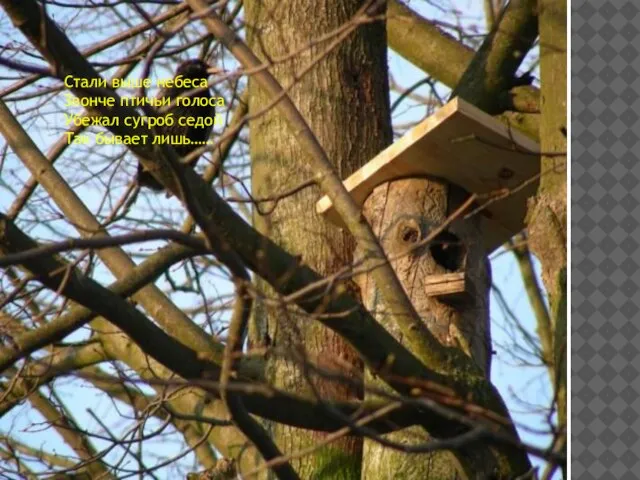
[244,1,392,477]
[356,179,493,479]
[527,0,567,476]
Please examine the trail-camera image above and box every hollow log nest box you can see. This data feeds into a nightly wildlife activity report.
[316,96,540,305]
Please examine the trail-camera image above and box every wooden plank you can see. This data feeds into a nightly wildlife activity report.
[316,97,540,253]
[423,272,472,306]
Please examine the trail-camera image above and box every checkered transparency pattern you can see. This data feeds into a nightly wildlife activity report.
[572,1,640,478]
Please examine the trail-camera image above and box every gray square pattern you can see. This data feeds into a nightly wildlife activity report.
[573,1,640,478]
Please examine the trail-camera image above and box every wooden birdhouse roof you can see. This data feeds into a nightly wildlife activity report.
[316,97,540,253]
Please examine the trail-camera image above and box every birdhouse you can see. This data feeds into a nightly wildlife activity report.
[316,97,540,304]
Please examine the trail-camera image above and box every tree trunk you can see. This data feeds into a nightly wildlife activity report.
[244,1,392,477]
[355,179,493,479]
[527,0,567,476]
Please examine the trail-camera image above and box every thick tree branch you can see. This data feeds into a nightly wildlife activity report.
[451,0,539,114]
[387,0,475,89]
[510,233,553,369]
[0,236,208,374]
[387,0,540,138]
